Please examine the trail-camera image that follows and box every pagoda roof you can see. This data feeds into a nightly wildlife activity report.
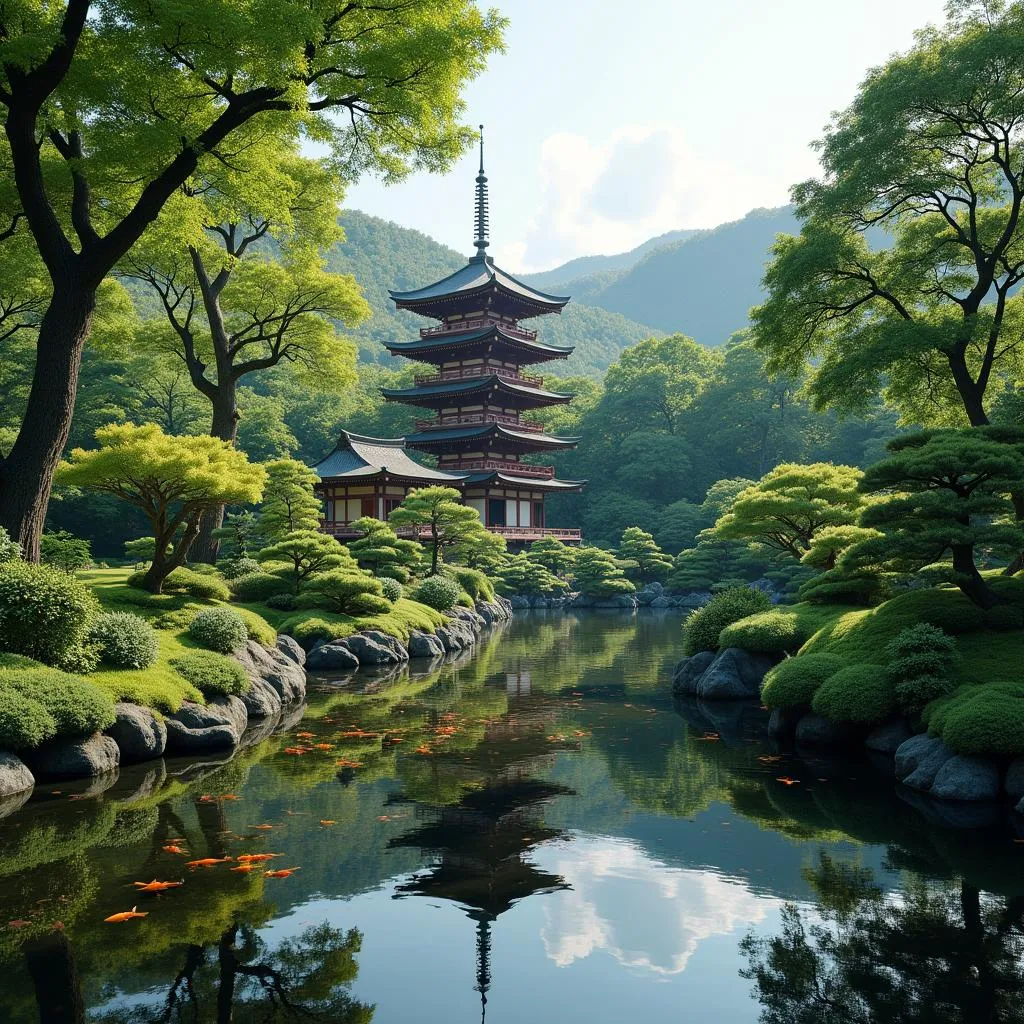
[389,256,569,320]
[384,324,574,365]
[405,422,579,450]
[313,430,467,483]
[463,470,586,492]
[381,374,573,408]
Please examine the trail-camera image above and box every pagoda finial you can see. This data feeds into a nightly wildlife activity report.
[473,125,489,257]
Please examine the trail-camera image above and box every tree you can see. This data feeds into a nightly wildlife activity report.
[445,524,508,573]
[526,537,578,577]
[617,527,674,584]
[842,428,1024,608]
[0,1,505,558]
[302,570,390,616]
[211,510,257,560]
[571,546,636,599]
[752,1,1024,433]
[257,459,323,544]
[388,486,488,575]
[56,424,264,592]
[346,517,423,582]
[666,536,770,593]
[495,554,568,597]
[258,530,352,594]
[713,464,865,560]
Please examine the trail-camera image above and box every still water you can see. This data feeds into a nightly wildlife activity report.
[1,611,1023,1023]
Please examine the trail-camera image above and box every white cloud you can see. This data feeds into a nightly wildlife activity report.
[511,124,783,272]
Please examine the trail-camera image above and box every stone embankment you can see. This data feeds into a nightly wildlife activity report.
[0,598,512,808]
[507,582,712,612]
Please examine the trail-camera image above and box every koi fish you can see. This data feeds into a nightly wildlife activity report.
[265,867,301,878]
[339,730,379,740]
[221,794,240,801]
[295,732,316,739]
[334,759,364,768]
[162,845,186,855]
[104,906,148,923]
[319,820,336,826]
[696,733,720,742]
[186,857,233,868]
[313,743,334,751]
[230,864,261,873]
[132,880,184,893]
[236,853,282,863]
[413,746,433,755]
[775,777,800,786]
[198,794,216,803]
[283,747,308,755]
[250,824,275,831]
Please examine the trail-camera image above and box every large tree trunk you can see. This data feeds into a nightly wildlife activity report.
[191,387,240,565]
[25,931,86,1024]
[141,514,202,593]
[952,542,998,610]
[0,286,95,560]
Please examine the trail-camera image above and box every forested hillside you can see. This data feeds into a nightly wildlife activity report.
[330,211,658,375]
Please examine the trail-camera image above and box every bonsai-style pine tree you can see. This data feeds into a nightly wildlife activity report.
[346,517,423,583]
[258,531,353,594]
[618,527,674,584]
[841,428,1024,609]
[212,511,258,560]
[666,536,771,593]
[446,526,508,573]
[495,554,569,597]
[257,459,323,544]
[388,486,488,576]
[572,547,636,599]
[526,537,578,577]
[713,463,864,560]
[57,424,264,593]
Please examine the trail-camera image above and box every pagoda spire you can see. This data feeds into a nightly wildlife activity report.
[473,125,489,257]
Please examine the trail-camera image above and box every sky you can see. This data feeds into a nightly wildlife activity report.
[345,0,952,273]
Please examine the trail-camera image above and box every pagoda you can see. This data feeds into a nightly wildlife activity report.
[382,128,585,545]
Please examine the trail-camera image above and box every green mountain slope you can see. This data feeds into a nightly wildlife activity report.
[327,211,658,376]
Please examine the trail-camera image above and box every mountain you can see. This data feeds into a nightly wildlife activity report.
[520,206,800,347]
[327,211,659,376]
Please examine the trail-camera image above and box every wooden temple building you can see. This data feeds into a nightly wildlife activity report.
[315,129,584,545]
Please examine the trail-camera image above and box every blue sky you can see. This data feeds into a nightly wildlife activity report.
[345,0,950,272]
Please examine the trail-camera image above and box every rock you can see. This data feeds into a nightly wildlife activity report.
[164,697,247,755]
[594,593,639,609]
[345,630,408,665]
[865,719,915,756]
[451,607,486,632]
[671,651,716,695]
[239,677,283,719]
[895,734,955,791]
[930,755,1001,802]
[106,703,167,763]
[408,631,445,659]
[674,590,712,610]
[795,713,862,749]
[24,732,120,781]
[899,787,1001,829]
[0,750,34,799]
[768,707,803,739]
[694,647,776,700]
[509,595,531,610]
[649,596,672,609]
[436,621,476,653]
[0,787,32,820]
[1005,758,1024,801]
[276,634,305,667]
[234,641,306,705]
[306,641,360,672]
[112,763,167,805]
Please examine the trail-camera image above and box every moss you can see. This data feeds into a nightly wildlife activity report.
[445,565,495,603]
[923,681,1024,757]
[811,665,893,724]
[268,597,447,647]
[682,587,772,656]
[170,650,250,697]
[234,606,276,646]
[126,566,230,601]
[0,668,116,737]
[0,653,42,669]
[761,653,844,709]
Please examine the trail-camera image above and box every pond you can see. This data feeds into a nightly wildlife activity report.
[1,611,1023,1023]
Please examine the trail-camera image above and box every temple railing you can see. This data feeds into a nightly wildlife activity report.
[413,365,544,388]
[419,317,537,341]
[414,413,545,433]
[488,526,581,541]
[451,459,554,479]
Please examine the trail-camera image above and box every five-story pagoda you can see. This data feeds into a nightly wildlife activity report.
[383,129,584,544]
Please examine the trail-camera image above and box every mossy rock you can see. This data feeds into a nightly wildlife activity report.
[811,665,894,724]
[923,682,1024,758]
[761,653,844,709]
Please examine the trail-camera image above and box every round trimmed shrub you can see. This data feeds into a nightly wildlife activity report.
[924,682,1024,757]
[0,686,56,749]
[264,592,297,611]
[170,651,250,697]
[126,566,230,601]
[89,611,159,669]
[682,586,772,656]
[377,577,404,603]
[1,669,116,737]
[281,617,353,649]
[761,653,844,709]
[719,610,800,654]
[188,607,248,653]
[230,572,288,602]
[414,575,463,612]
[220,557,261,580]
[0,559,98,667]
[811,665,893,724]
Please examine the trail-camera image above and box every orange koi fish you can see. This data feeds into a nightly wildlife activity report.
[236,853,282,863]
[334,759,363,768]
[221,794,241,801]
[230,864,261,873]
[295,732,316,739]
[339,730,379,740]
[775,777,800,786]
[250,824,275,831]
[132,880,184,893]
[319,820,336,826]
[105,906,149,923]
[162,845,187,855]
[186,857,233,868]
[313,743,334,751]
[265,867,301,878]
[283,747,308,755]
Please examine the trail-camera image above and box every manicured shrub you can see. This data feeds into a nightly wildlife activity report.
[924,682,1024,757]
[300,571,391,616]
[234,608,276,647]
[230,571,288,602]
[682,586,772,656]
[894,674,957,714]
[884,623,959,714]
[761,653,844,709]
[0,654,41,669]
[170,651,250,697]
[0,559,98,667]
[89,611,160,669]
[264,592,297,610]
[377,577,404,603]
[220,556,261,580]
[127,566,230,602]
[811,665,893,724]
[1,669,116,737]
[445,565,495,603]
[414,575,463,611]
[185,563,222,577]
[188,607,248,653]
[0,526,20,564]
[281,617,354,648]
[719,610,800,654]
[798,568,889,606]
[0,687,56,750]
[39,531,92,573]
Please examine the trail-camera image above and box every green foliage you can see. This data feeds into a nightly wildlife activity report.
[170,651,251,698]
[127,566,230,602]
[413,575,463,611]
[526,537,578,576]
[0,687,56,750]
[0,559,98,667]
[811,666,893,724]
[211,511,258,559]
[265,592,298,611]
[924,682,1024,757]
[234,607,277,646]
[883,623,959,715]
[0,654,41,669]
[618,526,674,583]
[301,571,391,616]
[346,517,422,582]
[666,536,771,593]
[88,611,160,669]
[188,607,249,654]
[719,610,800,654]
[0,527,20,563]
[220,556,261,580]
[257,459,324,543]
[389,486,489,574]
[797,566,890,606]
[682,586,772,656]
[39,531,92,573]
[0,669,116,737]
[761,653,844,709]
[444,565,495,603]
[495,554,568,597]
[572,546,636,598]
[123,536,168,563]
[231,571,289,602]
[258,531,352,593]
[445,523,508,573]
[377,577,404,603]
[283,617,354,648]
